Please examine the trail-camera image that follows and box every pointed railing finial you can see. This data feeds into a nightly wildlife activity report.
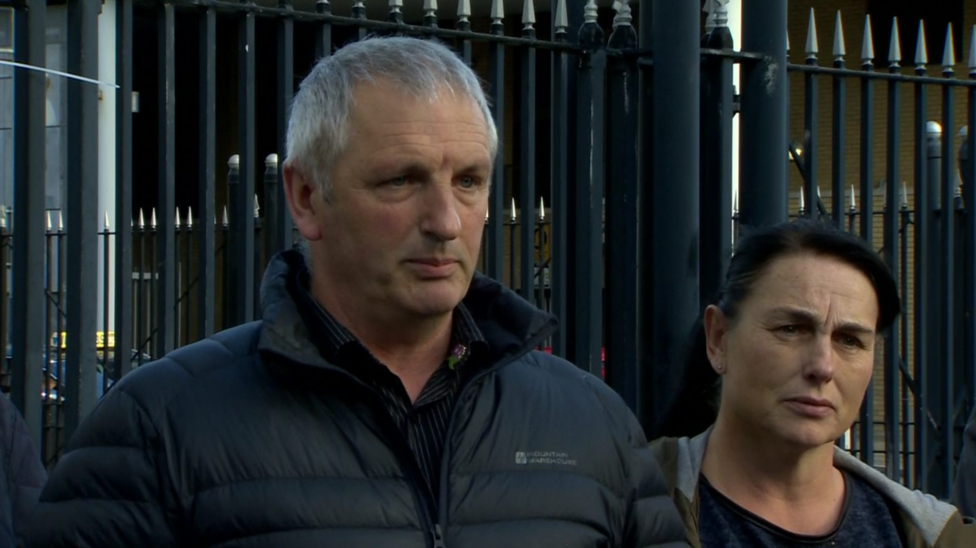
[254,194,261,218]
[0,206,6,230]
[351,1,366,20]
[151,208,157,229]
[916,20,929,70]
[187,206,194,228]
[902,181,909,209]
[584,0,598,25]
[423,0,437,27]
[805,8,819,61]
[387,0,404,24]
[104,211,110,231]
[798,189,805,214]
[850,185,857,211]
[222,206,229,227]
[485,207,489,222]
[833,11,846,63]
[491,0,504,25]
[175,208,181,229]
[704,0,729,32]
[943,23,956,71]
[510,197,517,222]
[539,196,546,221]
[613,0,632,29]
[521,0,536,35]
[554,0,568,37]
[457,0,471,27]
[45,210,52,232]
[889,17,901,67]
[968,25,976,74]
[862,14,875,65]
[137,208,145,229]
[57,210,63,233]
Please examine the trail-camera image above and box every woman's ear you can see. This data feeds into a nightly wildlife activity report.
[703,305,729,375]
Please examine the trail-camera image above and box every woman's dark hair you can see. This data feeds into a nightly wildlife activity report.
[655,219,901,438]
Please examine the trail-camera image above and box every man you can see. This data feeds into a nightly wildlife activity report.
[27,37,686,547]
[0,395,46,546]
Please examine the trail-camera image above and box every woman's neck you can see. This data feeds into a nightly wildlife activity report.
[701,415,847,536]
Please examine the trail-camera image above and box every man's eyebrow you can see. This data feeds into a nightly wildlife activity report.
[766,306,875,335]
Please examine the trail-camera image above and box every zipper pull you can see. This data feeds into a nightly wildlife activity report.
[432,524,446,548]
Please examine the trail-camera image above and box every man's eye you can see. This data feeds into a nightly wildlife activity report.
[779,325,799,335]
[458,176,478,189]
[838,335,864,349]
[388,176,408,187]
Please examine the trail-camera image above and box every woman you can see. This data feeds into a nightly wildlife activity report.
[651,220,975,547]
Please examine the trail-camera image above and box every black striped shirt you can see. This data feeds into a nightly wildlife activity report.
[291,268,487,507]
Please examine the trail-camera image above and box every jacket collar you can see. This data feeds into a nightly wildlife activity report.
[255,249,557,373]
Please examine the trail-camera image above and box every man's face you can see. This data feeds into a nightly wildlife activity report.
[706,253,880,449]
[297,80,492,325]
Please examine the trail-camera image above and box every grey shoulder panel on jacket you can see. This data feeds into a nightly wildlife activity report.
[833,449,959,546]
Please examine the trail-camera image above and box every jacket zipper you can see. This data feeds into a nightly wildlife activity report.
[434,322,557,548]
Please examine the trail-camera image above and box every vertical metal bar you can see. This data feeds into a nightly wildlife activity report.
[315,0,331,60]
[900,196,911,484]
[606,14,638,410]
[549,22,569,358]
[803,46,819,218]
[925,122,943,493]
[884,64,902,481]
[264,156,280,269]
[967,66,976,441]
[102,220,110,391]
[10,0,46,445]
[227,162,240,326]
[155,2,176,359]
[277,0,296,254]
[519,36,536,303]
[237,1,256,324]
[486,21,505,282]
[738,0,788,227]
[457,7,472,65]
[832,51,847,227]
[198,5,216,339]
[699,22,734,313]
[0,219,8,391]
[65,0,100,438]
[942,68,957,495]
[636,0,654,426]
[351,1,367,41]
[645,0,699,434]
[115,0,134,377]
[859,54,876,466]
[575,10,604,378]
[173,214,181,348]
[915,117,932,490]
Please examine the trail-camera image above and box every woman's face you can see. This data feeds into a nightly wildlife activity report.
[704,253,880,449]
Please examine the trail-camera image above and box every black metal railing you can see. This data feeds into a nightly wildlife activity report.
[1,0,975,502]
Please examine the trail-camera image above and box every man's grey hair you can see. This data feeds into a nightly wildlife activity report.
[285,36,498,198]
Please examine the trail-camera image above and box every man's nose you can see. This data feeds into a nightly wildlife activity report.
[420,182,461,242]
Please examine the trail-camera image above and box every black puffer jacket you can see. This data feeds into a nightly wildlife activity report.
[27,251,687,548]
[0,395,46,547]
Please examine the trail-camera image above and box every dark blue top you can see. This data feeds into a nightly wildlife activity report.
[699,471,904,547]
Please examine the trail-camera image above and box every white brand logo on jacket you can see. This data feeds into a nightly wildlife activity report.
[514,451,577,466]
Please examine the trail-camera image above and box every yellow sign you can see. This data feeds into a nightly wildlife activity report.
[50,331,115,350]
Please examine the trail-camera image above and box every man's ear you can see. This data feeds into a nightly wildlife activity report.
[703,304,730,375]
[283,162,323,242]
